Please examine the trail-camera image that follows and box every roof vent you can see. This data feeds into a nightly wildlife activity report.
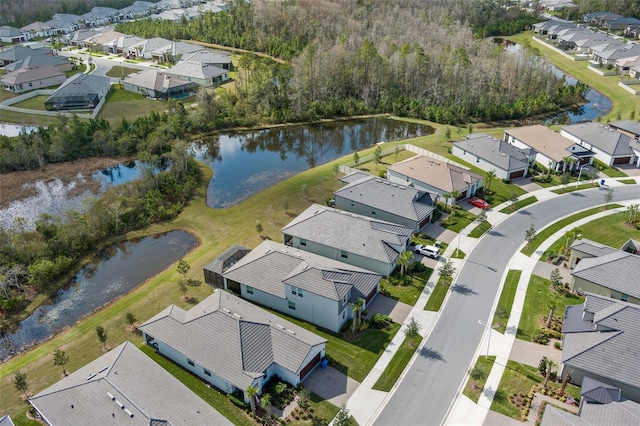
[233,313,241,319]
[276,324,285,330]
[87,373,97,381]
[124,408,134,418]
[107,392,115,401]
[286,329,296,335]
[98,366,108,374]
[222,308,230,313]
[116,400,125,409]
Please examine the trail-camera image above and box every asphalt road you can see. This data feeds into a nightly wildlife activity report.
[57,50,150,82]
[374,185,640,426]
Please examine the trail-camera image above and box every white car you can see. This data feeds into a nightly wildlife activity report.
[414,244,440,259]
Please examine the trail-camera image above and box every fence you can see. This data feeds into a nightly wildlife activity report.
[618,80,640,95]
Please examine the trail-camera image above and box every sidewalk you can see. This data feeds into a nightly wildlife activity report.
[341,176,639,426]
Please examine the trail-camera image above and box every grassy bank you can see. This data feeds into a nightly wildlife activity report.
[492,270,521,334]
[372,334,423,391]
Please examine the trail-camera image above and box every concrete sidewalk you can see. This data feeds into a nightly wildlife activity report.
[340,176,639,426]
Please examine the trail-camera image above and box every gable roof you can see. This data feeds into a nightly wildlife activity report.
[224,240,381,301]
[124,69,194,92]
[0,46,51,62]
[48,73,110,98]
[139,290,326,391]
[0,66,64,85]
[540,405,589,426]
[29,341,231,426]
[609,120,640,138]
[4,54,69,72]
[182,50,232,65]
[570,238,619,258]
[541,400,640,426]
[165,61,228,80]
[562,123,634,156]
[505,125,592,162]
[334,173,435,222]
[281,204,413,264]
[581,376,621,404]
[387,155,483,193]
[571,251,640,298]
[453,133,530,171]
[0,26,23,38]
[562,294,640,389]
[20,22,54,32]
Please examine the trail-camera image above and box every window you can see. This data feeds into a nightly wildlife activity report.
[246,286,254,295]
[351,202,355,206]
[187,359,194,367]
[476,156,480,163]
[204,369,211,377]
[300,238,307,246]
[288,301,296,310]
[341,250,348,259]
[621,294,629,302]
[298,288,304,297]
[371,210,376,215]
[291,286,303,297]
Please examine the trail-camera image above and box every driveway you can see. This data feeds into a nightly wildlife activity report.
[509,338,562,367]
[303,365,359,407]
[362,294,412,324]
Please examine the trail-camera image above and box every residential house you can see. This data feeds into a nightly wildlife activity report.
[541,0,576,12]
[615,55,640,74]
[45,14,82,33]
[568,238,618,269]
[45,73,111,111]
[609,120,640,139]
[4,53,71,73]
[222,240,382,332]
[601,17,640,32]
[334,172,436,231]
[29,341,232,426]
[123,69,197,100]
[570,251,640,304]
[0,26,25,43]
[504,125,595,172]
[452,133,533,180]
[541,384,640,425]
[151,9,194,23]
[20,22,57,40]
[81,7,122,27]
[281,203,413,276]
[0,415,14,426]
[119,1,157,19]
[182,49,232,70]
[561,123,636,167]
[557,30,609,52]
[573,37,618,55]
[138,38,201,62]
[560,293,640,402]
[386,155,483,202]
[621,239,640,255]
[592,44,640,67]
[203,245,252,288]
[0,66,66,93]
[139,289,327,402]
[84,30,125,53]
[0,46,51,66]
[66,29,101,47]
[583,12,622,26]
[164,60,229,87]
[110,35,146,56]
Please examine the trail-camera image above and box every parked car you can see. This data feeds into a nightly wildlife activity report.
[415,244,440,259]
[468,197,489,209]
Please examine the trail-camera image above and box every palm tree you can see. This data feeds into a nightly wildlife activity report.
[627,204,639,225]
[246,385,258,416]
[260,393,272,422]
[397,250,414,277]
[441,192,452,212]
[543,359,558,388]
[448,190,461,215]
[485,170,497,195]
[350,298,365,332]
[546,292,559,329]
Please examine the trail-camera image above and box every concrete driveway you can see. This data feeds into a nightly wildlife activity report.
[303,365,359,407]
[362,294,412,324]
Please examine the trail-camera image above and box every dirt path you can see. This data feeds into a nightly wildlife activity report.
[0,157,130,208]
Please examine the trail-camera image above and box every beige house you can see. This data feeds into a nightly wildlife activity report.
[0,66,65,93]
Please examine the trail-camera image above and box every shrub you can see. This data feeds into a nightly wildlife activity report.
[370,313,393,329]
[410,262,427,273]
[532,329,549,345]
[227,394,248,410]
[554,341,561,350]
[469,365,487,381]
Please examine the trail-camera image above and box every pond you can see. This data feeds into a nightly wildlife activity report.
[0,230,197,362]
[0,123,37,137]
[192,117,432,208]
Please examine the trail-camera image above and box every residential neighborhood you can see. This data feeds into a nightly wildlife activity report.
[2,1,640,426]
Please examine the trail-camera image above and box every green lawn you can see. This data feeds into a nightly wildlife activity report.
[424,276,449,311]
[105,66,143,78]
[380,268,433,306]
[619,179,636,185]
[492,270,521,334]
[372,334,423,391]
[463,356,496,403]
[543,212,640,261]
[98,87,169,124]
[12,95,48,111]
[440,209,476,233]
[451,248,466,259]
[499,196,537,214]
[594,159,628,178]
[521,205,622,256]
[468,220,492,238]
[517,275,584,342]
[551,183,599,194]
[65,64,86,78]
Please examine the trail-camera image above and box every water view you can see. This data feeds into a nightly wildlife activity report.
[0,230,197,362]
[192,117,432,208]
[0,123,37,137]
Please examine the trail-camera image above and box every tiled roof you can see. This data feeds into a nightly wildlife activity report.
[505,125,584,162]
[386,155,483,193]
[165,61,227,80]
[223,240,381,301]
[0,26,22,37]
[4,54,69,72]
[0,46,51,62]
[334,174,435,222]
[581,376,621,403]
[182,50,232,65]
[0,66,63,85]
[562,304,594,333]
[571,251,640,298]
[453,133,530,171]
[48,73,110,98]
[139,290,326,391]
[570,238,618,258]
[562,123,634,156]
[580,399,640,424]
[124,69,193,92]
[281,204,412,264]
[540,405,589,426]
[610,120,640,137]
[29,341,231,425]
[561,294,640,389]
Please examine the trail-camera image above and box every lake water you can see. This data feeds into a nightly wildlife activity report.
[0,230,197,362]
[0,123,37,137]
[192,117,432,208]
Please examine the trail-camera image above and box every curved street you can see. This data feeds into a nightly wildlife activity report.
[373,185,640,426]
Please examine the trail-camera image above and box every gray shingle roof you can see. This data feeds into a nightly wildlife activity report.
[124,69,193,92]
[581,376,621,403]
[0,66,64,85]
[339,171,372,184]
[0,46,51,62]
[562,304,595,333]
[610,120,640,138]
[571,251,640,299]
[334,174,435,222]
[580,399,640,424]
[540,405,589,426]
[47,73,110,98]
[570,238,618,258]
[139,290,326,391]
[29,341,231,426]
[561,294,640,389]
[165,61,227,80]
[0,415,15,426]
[562,123,634,156]
[281,204,412,264]
[453,134,530,171]
[182,50,232,65]
[223,240,381,301]
[4,54,69,72]
[0,26,22,38]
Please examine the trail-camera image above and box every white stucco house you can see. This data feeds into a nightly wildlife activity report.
[139,289,326,403]
[223,240,382,332]
[561,122,637,167]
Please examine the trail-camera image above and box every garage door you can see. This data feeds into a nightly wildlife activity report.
[613,157,631,165]
[419,215,431,229]
[509,169,525,179]
[365,287,377,305]
[300,353,321,381]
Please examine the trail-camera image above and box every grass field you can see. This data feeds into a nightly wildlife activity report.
[98,87,169,124]
[424,276,449,311]
[11,95,48,111]
[517,275,584,342]
[492,270,521,334]
[551,183,599,194]
[463,356,496,403]
[105,66,143,78]
[499,196,537,214]
[372,334,423,391]
[468,220,492,238]
[380,268,433,306]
